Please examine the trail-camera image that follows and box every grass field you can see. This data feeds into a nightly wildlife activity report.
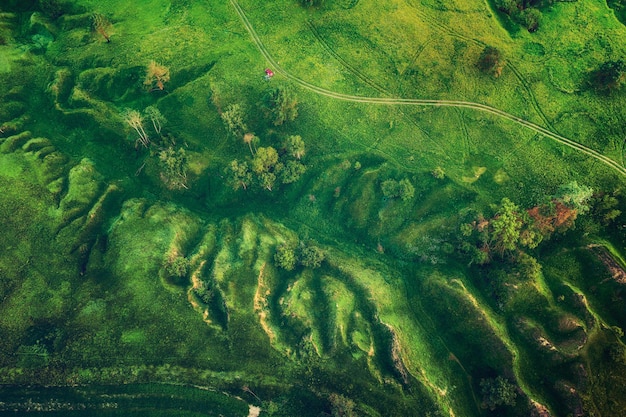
[1,0,626,415]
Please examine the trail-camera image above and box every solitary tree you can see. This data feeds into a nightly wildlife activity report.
[163,256,190,278]
[158,147,188,190]
[285,135,305,160]
[589,60,626,92]
[480,376,517,411]
[275,243,297,271]
[266,86,299,126]
[477,46,504,77]
[221,104,247,137]
[144,61,170,91]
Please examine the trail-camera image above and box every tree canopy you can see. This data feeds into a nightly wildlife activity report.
[265,86,299,126]
[477,46,504,77]
[480,376,518,410]
[589,60,626,92]
[381,178,415,201]
[252,146,279,174]
[490,198,523,255]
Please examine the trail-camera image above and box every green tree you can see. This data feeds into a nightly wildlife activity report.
[328,393,356,417]
[298,243,325,268]
[300,0,324,8]
[280,160,306,184]
[259,172,277,191]
[480,376,517,411]
[275,243,297,271]
[381,178,414,201]
[221,104,247,137]
[477,46,504,77]
[398,178,415,201]
[252,146,279,174]
[164,256,190,278]
[520,7,541,32]
[382,179,400,198]
[228,159,252,191]
[516,252,542,280]
[266,86,298,126]
[495,0,517,15]
[589,60,626,92]
[557,181,593,214]
[158,147,188,190]
[285,135,305,159]
[144,105,166,135]
[593,192,622,225]
[490,198,522,255]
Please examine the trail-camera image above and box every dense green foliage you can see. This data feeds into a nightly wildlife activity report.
[264,86,299,126]
[480,376,518,410]
[494,0,550,31]
[589,60,626,92]
[477,46,504,77]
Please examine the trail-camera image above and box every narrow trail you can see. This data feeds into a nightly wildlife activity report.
[230,0,626,177]
[306,20,389,96]
[405,0,558,133]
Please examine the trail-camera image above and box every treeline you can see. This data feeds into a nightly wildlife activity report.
[458,181,597,265]
[494,0,556,32]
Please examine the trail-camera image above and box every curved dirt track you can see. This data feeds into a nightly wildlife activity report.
[229,0,626,177]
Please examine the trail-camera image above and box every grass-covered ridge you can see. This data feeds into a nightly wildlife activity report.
[1,0,626,415]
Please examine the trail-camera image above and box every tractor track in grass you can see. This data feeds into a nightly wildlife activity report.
[229,1,626,174]
[306,20,389,96]
[404,0,559,134]
[306,20,449,158]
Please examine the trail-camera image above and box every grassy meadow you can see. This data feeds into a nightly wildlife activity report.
[1,0,626,415]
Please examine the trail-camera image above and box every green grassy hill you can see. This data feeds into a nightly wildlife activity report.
[1,0,626,415]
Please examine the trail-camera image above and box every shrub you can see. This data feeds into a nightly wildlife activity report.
[589,60,626,92]
[275,244,297,271]
[221,104,247,137]
[164,256,190,278]
[477,47,504,77]
[480,376,517,410]
[432,166,445,179]
[381,178,414,201]
[298,243,325,268]
[300,0,324,7]
[328,393,356,417]
[265,86,298,126]
[158,147,188,190]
